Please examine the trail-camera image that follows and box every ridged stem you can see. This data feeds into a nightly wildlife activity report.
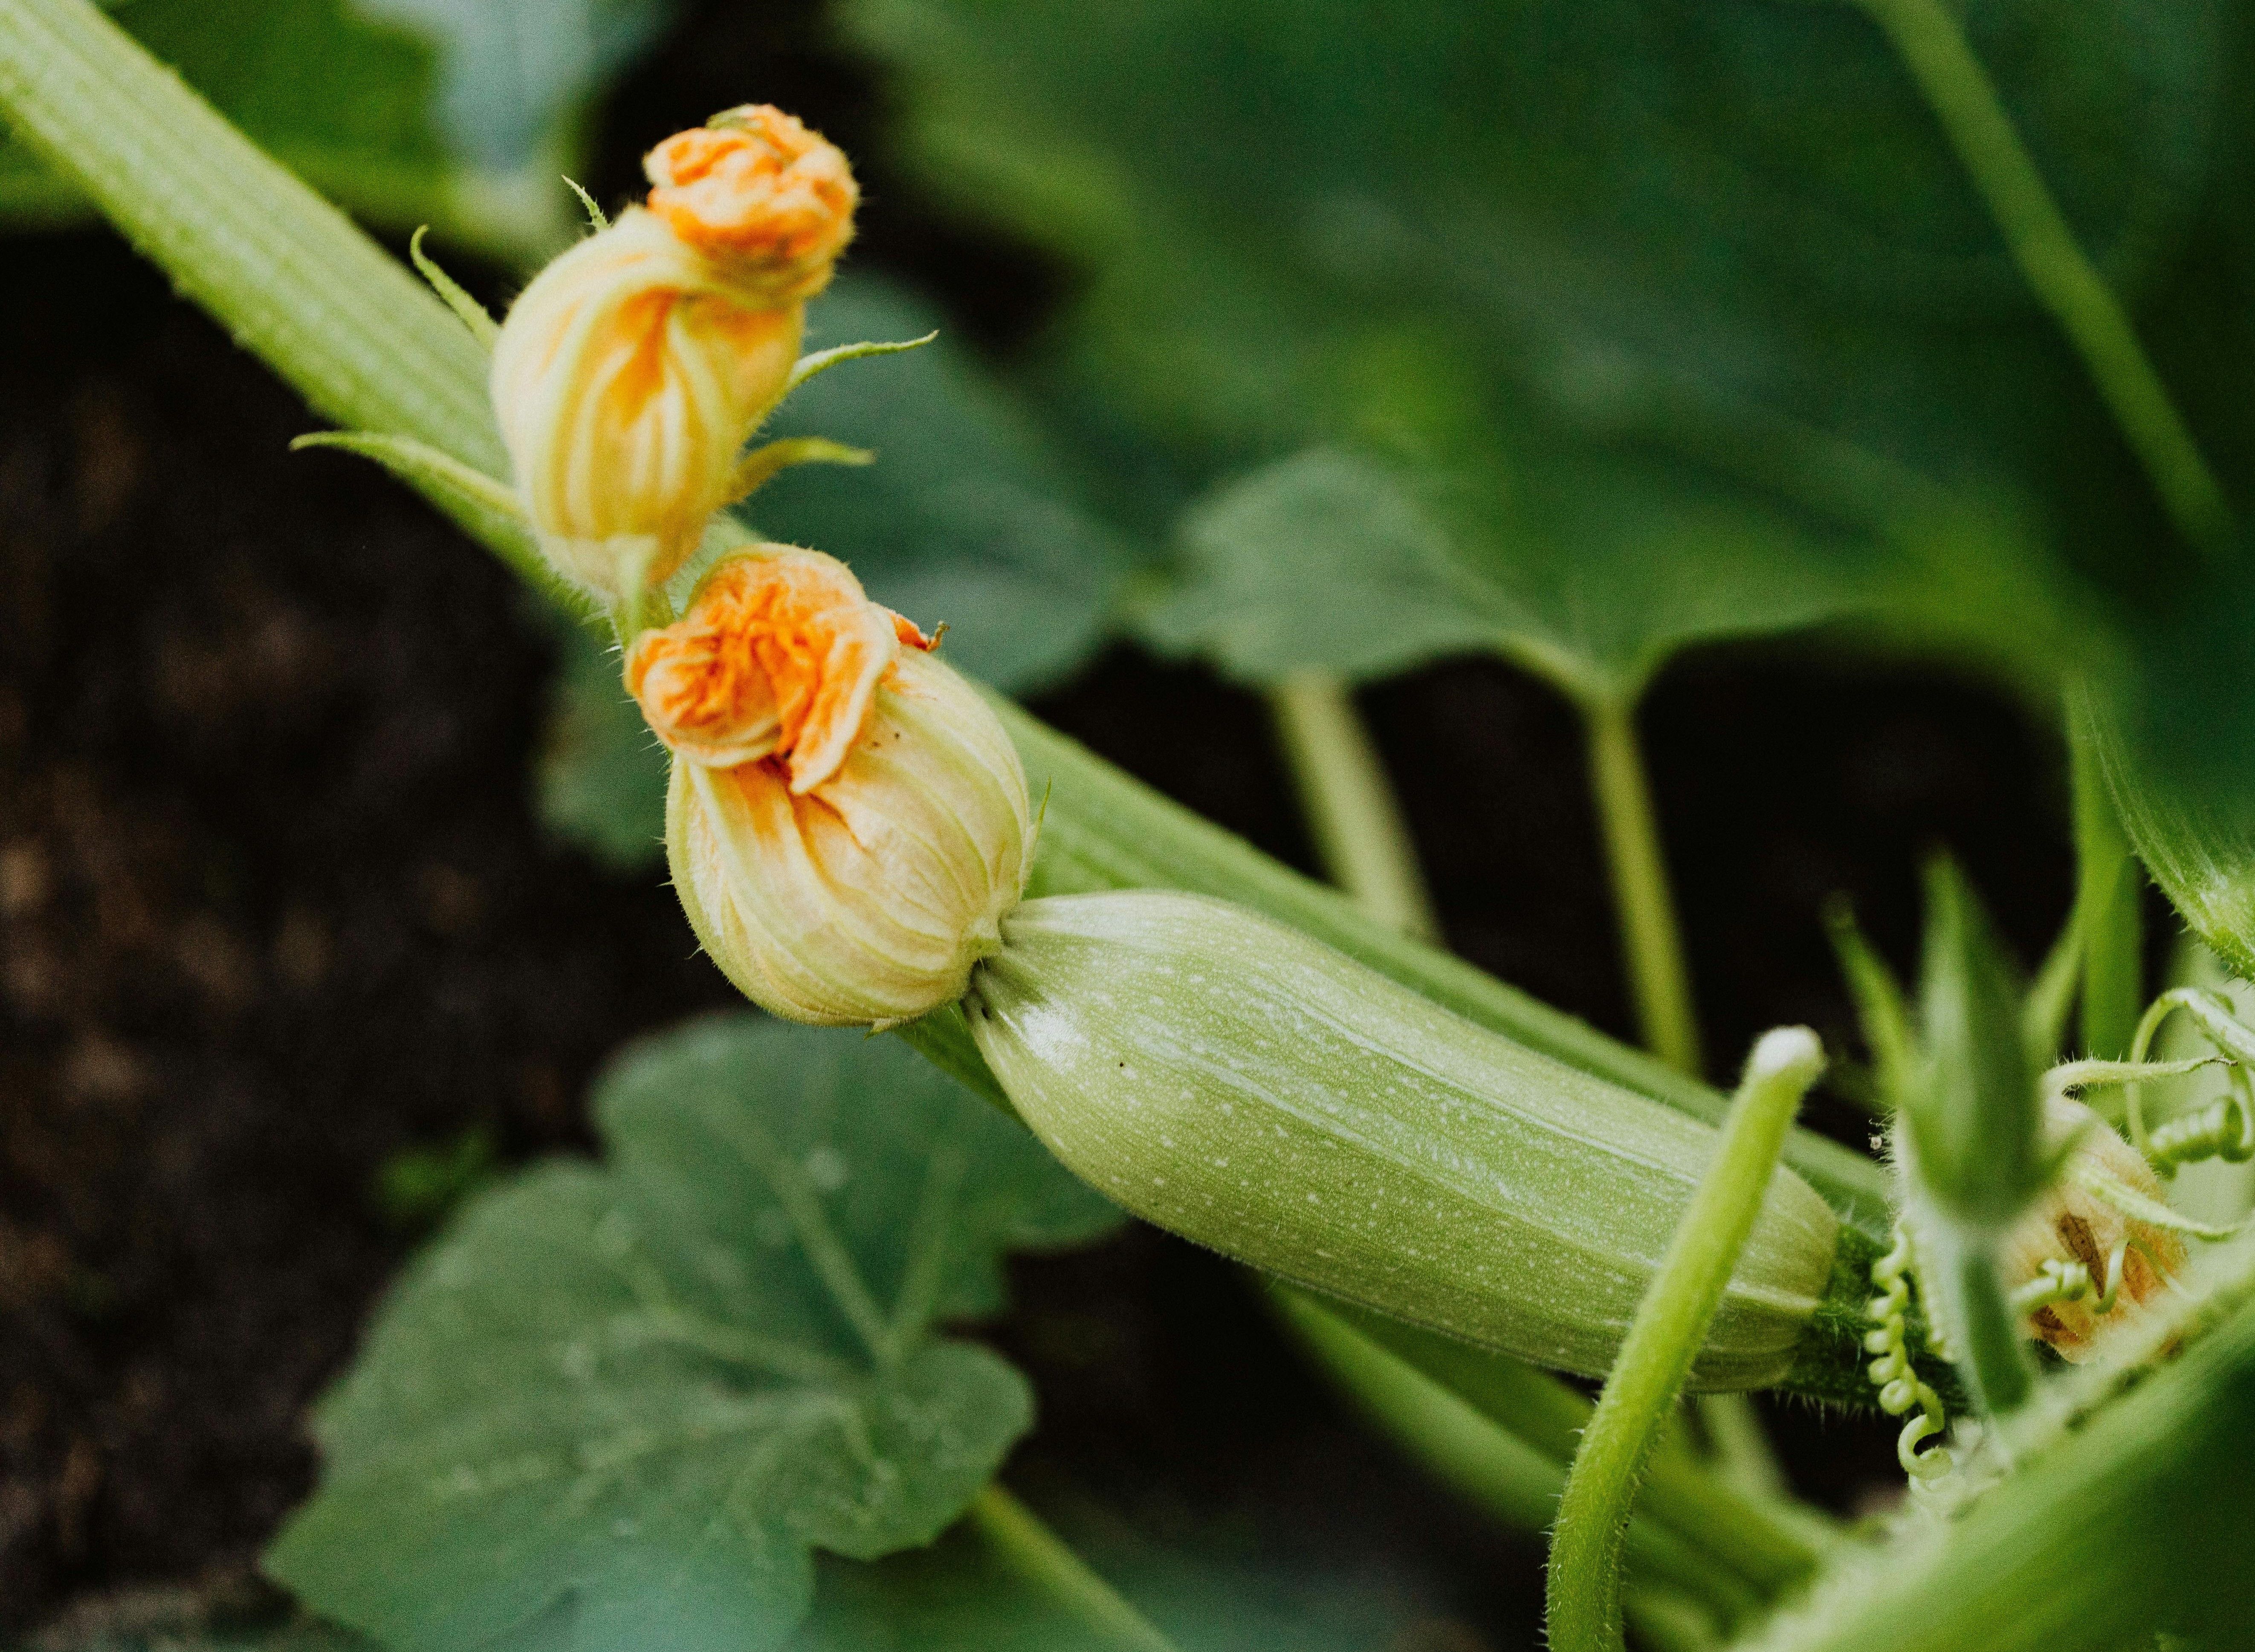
[967,1485,1181,1652]
[1854,0,2231,553]
[1265,670,1440,941]
[1586,694,1703,1076]
[1921,1216,2034,1425]
[1547,1030,1824,1652]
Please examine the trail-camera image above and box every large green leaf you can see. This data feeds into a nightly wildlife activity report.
[846,0,2251,726]
[351,0,667,170]
[534,274,1148,868]
[1145,444,1875,705]
[265,1017,1120,1652]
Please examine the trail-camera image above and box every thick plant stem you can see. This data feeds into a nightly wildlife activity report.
[2067,686,2143,1060]
[1274,1290,1759,1629]
[1855,0,2231,553]
[1920,1216,2034,1425]
[1330,1302,1827,1593]
[968,1485,1181,1652]
[1586,695,1704,1077]
[1547,1029,1824,1652]
[1266,670,1441,941]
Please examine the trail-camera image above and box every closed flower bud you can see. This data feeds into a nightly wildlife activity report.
[2000,1096,2187,1361]
[635,548,1028,1027]
[490,208,802,602]
[644,105,858,304]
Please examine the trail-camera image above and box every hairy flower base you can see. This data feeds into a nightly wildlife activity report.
[668,648,1031,1027]
[490,209,805,601]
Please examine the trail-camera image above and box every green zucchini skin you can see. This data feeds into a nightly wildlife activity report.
[967,891,1841,1389]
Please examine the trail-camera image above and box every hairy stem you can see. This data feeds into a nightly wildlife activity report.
[2067,685,2144,1059]
[1547,1030,1824,1652]
[968,1485,1181,1652]
[1266,670,1440,941]
[1587,694,1704,1076]
[1922,1216,2034,1424]
[1855,0,2231,552]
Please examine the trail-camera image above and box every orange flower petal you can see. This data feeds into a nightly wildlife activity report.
[627,547,912,793]
[643,106,857,295]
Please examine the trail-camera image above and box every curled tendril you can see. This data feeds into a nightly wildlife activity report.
[2125,987,2255,1172]
[2145,1063,2255,1176]
[1864,1225,1952,1481]
[2007,1234,2131,1318]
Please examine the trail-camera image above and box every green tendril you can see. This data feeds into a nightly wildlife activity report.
[1864,1225,1953,1481]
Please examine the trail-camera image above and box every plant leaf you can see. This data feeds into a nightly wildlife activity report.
[265,1017,1120,1652]
[1143,445,1874,705]
[1908,858,2041,1225]
[349,0,668,171]
[845,0,2255,743]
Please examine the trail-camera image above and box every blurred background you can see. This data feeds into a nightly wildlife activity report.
[8,0,2247,1644]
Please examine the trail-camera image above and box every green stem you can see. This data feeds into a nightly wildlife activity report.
[967,1485,1181,1652]
[1922,1215,2035,1424]
[1274,1290,1760,1630]
[1692,1393,1789,1503]
[2067,684,2144,1060]
[1855,0,2232,553]
[1586,694,1703,1076]
[1547,1028,1825,1652]
[1265,670,1441,941]
[1330,1302,1827,1592]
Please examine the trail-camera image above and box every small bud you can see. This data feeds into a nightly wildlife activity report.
[640,549,1029,1027]
[2000,1096,2187,1361]
[491,209,804,600]
[644,105,858,304]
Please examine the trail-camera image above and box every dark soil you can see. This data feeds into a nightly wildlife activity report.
[0,3,2115,1643]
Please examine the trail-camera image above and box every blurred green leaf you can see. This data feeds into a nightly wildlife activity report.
[350,0,668,170]
[534,613,667,871]
[790,1507,1436,1652]
[1145,444,1873,705]
[265,1017,1120,1652]
[2091,693,2255,983]
[846,0,2255,746]
[535,275,1149,869]
[753,277,1148,694]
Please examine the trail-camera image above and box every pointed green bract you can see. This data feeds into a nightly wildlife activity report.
[265,1018,1119,1652]
[1908,859,2042,1226]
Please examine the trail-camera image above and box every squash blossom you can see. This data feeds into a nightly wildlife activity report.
[489,107,858,602]
[644,104,859,302]
[631,548,1030,1027]
[1999,1096,2187,1361]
